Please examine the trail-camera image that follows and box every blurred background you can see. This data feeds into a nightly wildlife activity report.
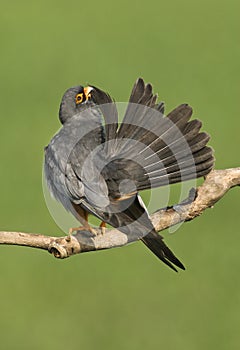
[0,0,239,349]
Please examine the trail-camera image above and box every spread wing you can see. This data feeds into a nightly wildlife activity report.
[97,78,214,198]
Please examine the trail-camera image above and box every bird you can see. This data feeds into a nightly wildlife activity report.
[44,78,214,272]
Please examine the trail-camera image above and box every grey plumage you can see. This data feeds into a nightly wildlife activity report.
[44,78,214,271]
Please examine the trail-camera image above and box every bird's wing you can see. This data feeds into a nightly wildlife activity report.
[100,78,214,198]
[44,141,84,217]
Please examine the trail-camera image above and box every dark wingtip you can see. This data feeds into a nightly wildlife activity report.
[160,257,178,272]
[136,77,144,84]
[161,258,185,272]
[142,231,186,273]
[170,258,186,272]
[179,263,186,271]
[165,260,185,273]
[180,103,192,112]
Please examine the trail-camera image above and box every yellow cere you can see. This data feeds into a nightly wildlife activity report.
[84,86,92,100]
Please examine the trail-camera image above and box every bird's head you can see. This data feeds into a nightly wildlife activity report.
[59,85,93,124]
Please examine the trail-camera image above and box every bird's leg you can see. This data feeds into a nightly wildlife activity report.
[99,221,106,235]
[68,211,97,236]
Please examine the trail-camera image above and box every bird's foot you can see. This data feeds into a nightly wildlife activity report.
[68,225,97,236]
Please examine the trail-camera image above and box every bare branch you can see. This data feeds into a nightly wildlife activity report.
[1,168,239,259]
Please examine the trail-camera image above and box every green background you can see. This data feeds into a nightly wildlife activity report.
[0,0,239,349]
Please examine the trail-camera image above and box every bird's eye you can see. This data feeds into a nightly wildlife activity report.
[75,93,84,105]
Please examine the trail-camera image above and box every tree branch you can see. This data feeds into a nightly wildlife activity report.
[1,168,239,259]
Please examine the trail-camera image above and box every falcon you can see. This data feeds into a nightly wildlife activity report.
[44,78,214,271]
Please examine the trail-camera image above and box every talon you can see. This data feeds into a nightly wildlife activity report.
[99,221,106,235]
[88,226,98,236]
[65,235,72,242]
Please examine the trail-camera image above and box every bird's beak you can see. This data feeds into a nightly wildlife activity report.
[84,86,93,100]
